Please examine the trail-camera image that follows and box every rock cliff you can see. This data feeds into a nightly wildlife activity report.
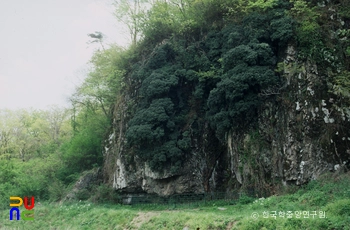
[102,2,350,196]
[103,44,349,196]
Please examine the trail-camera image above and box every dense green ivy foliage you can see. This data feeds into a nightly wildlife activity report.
[126,57,191,172]
[206,10,293,139]
[125,4,293,172]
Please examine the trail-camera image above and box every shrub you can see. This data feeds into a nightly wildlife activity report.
[90,184,120,203]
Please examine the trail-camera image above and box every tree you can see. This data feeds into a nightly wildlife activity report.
[71,45,125,121]
[289,0,322,59]
[87,31,106,51]
[43,105,71,145]
[113,0,148,45]
[60,44,127,176]
[0,107,71,161]
[0,110,14,159]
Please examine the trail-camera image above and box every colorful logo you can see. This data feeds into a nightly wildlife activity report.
[9,196,35,220]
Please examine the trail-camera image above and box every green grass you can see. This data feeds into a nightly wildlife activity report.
[1,172,349,230]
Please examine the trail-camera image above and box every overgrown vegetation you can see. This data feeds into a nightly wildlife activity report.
[1,172,349,229]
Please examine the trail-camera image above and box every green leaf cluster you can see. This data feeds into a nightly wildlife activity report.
[289,0,349,69]
[332,70,350,99]
[204,10,292,139]
[126,45,190,172]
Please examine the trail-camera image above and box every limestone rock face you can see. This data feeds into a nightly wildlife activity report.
[103,101,212,195]
[103,45,350,196]
[226,45,349,191]
[103,95,207,196]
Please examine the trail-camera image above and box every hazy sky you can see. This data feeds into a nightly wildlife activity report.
[0,0,129,110]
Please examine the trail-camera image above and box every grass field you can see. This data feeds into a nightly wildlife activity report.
[1,172,349,230]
